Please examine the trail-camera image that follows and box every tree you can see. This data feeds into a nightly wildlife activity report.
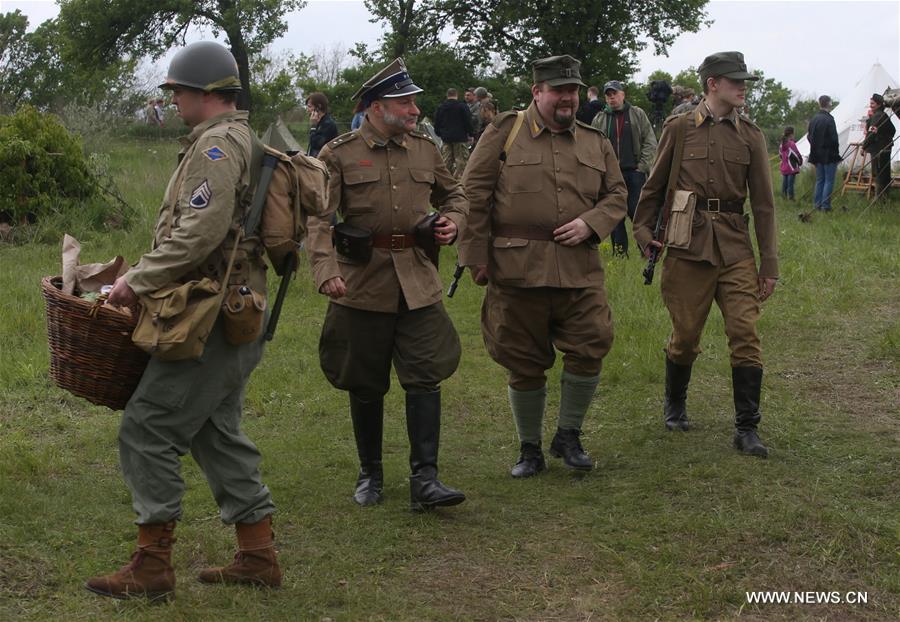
[744,71,791,130]
[364,0,443,59]
[56,0,306,111]
[1,12,140,115]
[439,0,710,83]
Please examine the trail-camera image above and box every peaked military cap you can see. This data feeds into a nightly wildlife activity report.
[532,55,586,87]
[698,51,760,84]
[352,58,423,107]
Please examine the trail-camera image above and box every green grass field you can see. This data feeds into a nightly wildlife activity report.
[0,136,897,621]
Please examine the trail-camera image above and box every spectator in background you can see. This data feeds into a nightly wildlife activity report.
[306,92,338,158]
[671,87,699,115]
[779,126,802,200]
[806,95,841,211]
[153,99,165,126]
[350,100,365,131]
[474,100,496,144]
[592,80,657,257]
[465,87,481,133]
[434,88,474,178]
[863,93,896,201]
[576,86,604,124]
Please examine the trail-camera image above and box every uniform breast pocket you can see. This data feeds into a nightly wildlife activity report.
[575,153,605,199]
[504,152,543,193]
[723,145,751,185]
[409,168,435,213]
[343,167,382,213]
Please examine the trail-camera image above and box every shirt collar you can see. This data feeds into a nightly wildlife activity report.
[693,98,740,128]
[182,110,249,146]
[358,117,408,149]
[526,101,576,137]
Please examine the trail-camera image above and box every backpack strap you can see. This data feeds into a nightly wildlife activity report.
[500,110,526,163]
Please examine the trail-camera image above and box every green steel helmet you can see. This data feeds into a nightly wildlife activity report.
[158,41,242,92]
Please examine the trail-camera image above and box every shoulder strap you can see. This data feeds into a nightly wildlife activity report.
[665,114,688,200]
[502,110,526,160]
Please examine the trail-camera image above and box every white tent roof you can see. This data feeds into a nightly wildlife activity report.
[795,63,900,166]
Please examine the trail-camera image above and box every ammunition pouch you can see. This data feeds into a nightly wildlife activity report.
[333,222,373,263]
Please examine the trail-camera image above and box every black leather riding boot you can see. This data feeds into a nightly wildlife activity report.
[405,391,466,512]
[664,357,692,431]
[350,394,384,505]
[732,366,769,458]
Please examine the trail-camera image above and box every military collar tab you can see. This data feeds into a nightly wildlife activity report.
[695,99,740,127]
[359,119,408,149]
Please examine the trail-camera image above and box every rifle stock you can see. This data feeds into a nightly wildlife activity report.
[642,205,665,285]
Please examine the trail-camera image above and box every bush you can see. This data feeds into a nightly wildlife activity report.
[0,106,133,239]
[0,106,98,223]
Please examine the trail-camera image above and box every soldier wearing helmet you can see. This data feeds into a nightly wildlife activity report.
[87,41,281,600]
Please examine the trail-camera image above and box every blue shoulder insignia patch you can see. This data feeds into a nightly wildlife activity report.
[203,145,228,161]
[190,180,212,209]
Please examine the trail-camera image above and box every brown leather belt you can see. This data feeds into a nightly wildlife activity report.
[372,233,417,251]
[695,197,744,214]
[493,224,555,241]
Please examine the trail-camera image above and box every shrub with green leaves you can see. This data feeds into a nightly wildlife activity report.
[0,105,98,222]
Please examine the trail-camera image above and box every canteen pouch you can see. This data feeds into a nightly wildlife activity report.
[333,222,373,263]
[664,190,697,249]
[133,278,224,361]
[222,285,267,345]
[414,212,440,268]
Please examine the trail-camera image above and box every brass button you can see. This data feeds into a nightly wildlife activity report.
[709,159,715,164]
[390,166,395,170]
[392,185,397,190]
[556,167,561,172]
[393,206,399,211]
[709,179,715,183]
[557,187,562,192]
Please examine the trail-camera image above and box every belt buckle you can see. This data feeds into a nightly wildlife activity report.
[390,234,406,251]
[707,198,720,213]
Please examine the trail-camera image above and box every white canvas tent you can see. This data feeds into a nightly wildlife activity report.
[795,63,900,167]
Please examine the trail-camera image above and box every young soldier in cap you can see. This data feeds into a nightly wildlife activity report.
[89,41,282,601]
[633,51,778,457]
[591,80,657,257]
[459,55,627,477]
[306,58,468,511]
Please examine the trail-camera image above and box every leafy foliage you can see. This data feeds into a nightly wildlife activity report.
[0,106,100,222]
[0,12,141,115]
[56,0,307,111]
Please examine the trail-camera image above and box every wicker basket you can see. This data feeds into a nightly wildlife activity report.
[41,276,149,410]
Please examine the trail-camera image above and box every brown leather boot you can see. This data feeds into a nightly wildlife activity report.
[197,515,282,587]
[85,522,176,601]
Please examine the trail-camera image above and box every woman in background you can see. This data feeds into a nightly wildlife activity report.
[306,92,338,157]
[779,126,802,200]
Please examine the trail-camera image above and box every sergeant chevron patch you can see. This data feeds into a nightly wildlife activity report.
[190,180,212,209]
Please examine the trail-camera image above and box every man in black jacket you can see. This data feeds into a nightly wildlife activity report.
[434,88,474,178]
[863,93,896,201]
[806,95,842,211]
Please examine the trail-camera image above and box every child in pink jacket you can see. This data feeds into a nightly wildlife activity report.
[779,126,802,200]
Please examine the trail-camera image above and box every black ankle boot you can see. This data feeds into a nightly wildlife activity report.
[510,442,546,478]
[731,367,769,458]
[664,357,692,431]
[549,428,593,471]
[405,391,466,512]
[350,394,384,505]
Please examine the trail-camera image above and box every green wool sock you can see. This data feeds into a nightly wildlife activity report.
[508,385,547,444]
[557,371,600,431]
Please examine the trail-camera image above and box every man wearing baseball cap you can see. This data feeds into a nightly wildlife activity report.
[591,80,657,257]
[633,51,778,458]
[459,55,626,478]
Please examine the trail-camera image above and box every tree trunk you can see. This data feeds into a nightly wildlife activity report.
[227,30,252,112]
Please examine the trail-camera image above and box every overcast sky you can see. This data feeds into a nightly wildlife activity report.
[5,0,899,101]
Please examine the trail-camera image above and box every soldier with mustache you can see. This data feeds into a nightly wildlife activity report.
[459,55,627,478]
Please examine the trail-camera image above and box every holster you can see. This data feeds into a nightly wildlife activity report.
[414,212,440,268]
[333,222,373,263]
